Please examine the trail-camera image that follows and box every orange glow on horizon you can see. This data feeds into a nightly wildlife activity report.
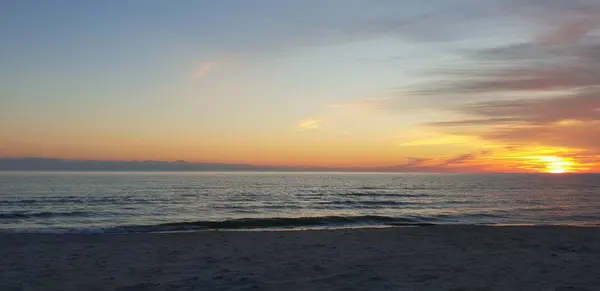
[2,136,598,173]
[539,156,574,174]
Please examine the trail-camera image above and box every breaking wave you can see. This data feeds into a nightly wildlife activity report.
[0,211,92,219]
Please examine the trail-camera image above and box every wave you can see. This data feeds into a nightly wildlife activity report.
[342,192,431,198]
[0,198,119,204]
[355,186,389,190]
[0,211,91,219]
[0,197,159,205]
[434,213,500,220]
[316,200,414,206]
[6,211,593,234]
[92,215,435,233]
[153,215,432,229]
[0,199,39,204]
[0,215,433,234]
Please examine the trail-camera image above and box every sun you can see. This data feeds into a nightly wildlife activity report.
[540,156,572,174]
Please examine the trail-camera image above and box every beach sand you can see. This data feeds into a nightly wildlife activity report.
[1,226,599,291]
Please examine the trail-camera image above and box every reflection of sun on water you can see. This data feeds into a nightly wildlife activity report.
[540,156,573,174]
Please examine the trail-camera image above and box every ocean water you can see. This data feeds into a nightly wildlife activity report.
[1,171,599,232]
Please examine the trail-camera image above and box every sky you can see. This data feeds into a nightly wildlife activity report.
[1,0,599,173]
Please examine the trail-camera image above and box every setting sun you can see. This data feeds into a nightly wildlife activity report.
[540,156,573,174]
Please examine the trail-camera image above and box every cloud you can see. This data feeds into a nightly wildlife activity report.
[297,119,321,131]
[403,157,430,167]
[387,1,600,168]
[312,1,600,117]
[424,38,600,151]
[427,94,600,165]
[481,122,600,151]
[429,118,522,127]
[420,42,600,97]
[536,17,600,45]
[440,153,476,166]
[367,150,500,173]
[440,150,491,166]
[432,93,600,127]
[190,61,214,81]
[526,0,600,45]
[399,132,480,146]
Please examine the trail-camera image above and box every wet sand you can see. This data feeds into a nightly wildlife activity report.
[1,226,599,291]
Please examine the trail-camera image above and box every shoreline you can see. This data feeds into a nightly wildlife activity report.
[2,225,599,290]
[2,222,600,235]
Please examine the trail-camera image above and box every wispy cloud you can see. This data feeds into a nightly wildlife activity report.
[440,150,491,166]
[189,61,214,81]
[424,40,600,153]
[384,0,600,171]
[536,17,600,45]
[399,132,479,147]
[297,119,321,131]
[432,93,600,127]
[369,151,500,173]
[529,0,600,45]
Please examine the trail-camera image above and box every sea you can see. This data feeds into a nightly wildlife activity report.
[1,171,599,233]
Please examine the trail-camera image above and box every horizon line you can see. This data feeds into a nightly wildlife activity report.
[0,157,597,174]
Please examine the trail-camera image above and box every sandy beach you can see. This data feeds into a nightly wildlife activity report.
[1,226,599,291]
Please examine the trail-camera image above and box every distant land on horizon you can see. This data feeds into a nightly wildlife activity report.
[0,158,329,172]
[0,157,396,172]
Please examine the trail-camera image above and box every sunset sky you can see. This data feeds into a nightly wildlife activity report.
[1,0,599,173]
